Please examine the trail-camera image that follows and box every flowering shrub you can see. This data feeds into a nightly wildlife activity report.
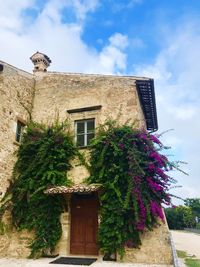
[87,121,179,257]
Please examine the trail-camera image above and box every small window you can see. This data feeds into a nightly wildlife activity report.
[16,120,25,143]
[75,119,95,147]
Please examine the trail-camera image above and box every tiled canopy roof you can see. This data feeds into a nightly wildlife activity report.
[44,184,102,194]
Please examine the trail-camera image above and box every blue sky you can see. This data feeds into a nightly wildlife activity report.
[0,0,200,203]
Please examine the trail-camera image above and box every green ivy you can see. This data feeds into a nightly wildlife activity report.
[2,121,78,258]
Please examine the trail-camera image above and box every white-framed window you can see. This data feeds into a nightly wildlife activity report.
[16,120,25,143]
[75,119,95,147]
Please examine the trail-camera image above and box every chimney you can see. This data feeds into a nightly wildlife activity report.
[30,51,51,73]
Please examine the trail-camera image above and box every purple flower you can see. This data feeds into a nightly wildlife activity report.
[136,221,145,231]
[150,201,164,222]
[125,239,134,248]
[119,143,125,150]
[150,134,162,146]
[135,195,146,231]
[149,151,166,167]
[132,188,140,195]
[148,163,155,172]
[147,177,163,192]
[137,133,148,141]
[133,176,141,185]
[156,168,168,180]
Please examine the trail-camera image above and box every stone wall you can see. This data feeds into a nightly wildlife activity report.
[32,72,146,183]
[56,212,71,256]
[122,222,173,264]
[0,62,35,257]
[32,72,145,127]
[0,62,35,197]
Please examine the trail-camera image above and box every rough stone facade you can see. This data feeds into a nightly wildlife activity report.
[32,72,145,126]
[0,62,35,257]
[32,72,146,184]
[123,222,173,264]
[0,59,173,264]
[0,62,35,198]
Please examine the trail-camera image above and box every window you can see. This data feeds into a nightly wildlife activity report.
[75,119,95,147]
[16,120,25,143]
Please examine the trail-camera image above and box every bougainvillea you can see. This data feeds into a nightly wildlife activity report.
[87,120,180,257]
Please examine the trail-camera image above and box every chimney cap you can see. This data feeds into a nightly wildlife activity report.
[30,51,51,72]
[30,51,51,63]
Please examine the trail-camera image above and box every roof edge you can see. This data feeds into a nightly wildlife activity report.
[0,60,33,77]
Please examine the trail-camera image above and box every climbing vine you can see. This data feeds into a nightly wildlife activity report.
[2,121,78,258]
[87,120,182,257]
[0,119,185,259]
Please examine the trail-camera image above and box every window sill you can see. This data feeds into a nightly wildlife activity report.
[77,146,89,150]
[77,144,94,150]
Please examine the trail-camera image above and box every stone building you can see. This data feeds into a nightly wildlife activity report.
[0,52,173,264]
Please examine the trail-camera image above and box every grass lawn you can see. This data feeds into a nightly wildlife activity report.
[177,250,188,258]
[185,258,200,267]
[177,250,200,267]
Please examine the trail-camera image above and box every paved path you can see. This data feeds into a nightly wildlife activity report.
[3,231,194,267]
[171,230,200,259]
[0,257,172,267]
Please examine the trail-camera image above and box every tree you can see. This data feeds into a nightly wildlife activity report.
[184,198,200,225]
[165,206,196,229]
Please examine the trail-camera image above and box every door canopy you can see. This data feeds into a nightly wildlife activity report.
[44,184,102,194]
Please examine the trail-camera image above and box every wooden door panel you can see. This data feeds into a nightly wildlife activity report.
[85,218,97,242]
[85,244,98,255]
[71,219,85,242]
[70,194,98,255]
[70,218,85,254]
[71,243,85,255]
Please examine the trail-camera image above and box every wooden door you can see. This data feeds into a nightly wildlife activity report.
[70,194,98,255]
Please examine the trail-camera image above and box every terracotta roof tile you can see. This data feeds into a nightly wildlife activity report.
[44,184,102,194]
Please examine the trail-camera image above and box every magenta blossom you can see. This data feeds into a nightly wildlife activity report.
[150,134,162,146]
[147,177,163,192]
[150,201,164,222]
[137,132,148,141]
[119,143,125,150]
[150,151,165,167]
[148,163,155,172]
[156,168,168,180]
[125,239,134,248]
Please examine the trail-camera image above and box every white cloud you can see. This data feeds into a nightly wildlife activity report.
[69,0,99,21]
[0,0,36,31]
[169,106,197,120]
[0,1,128,74]
[95,33,129,74]
[95,34,129,73]
[109,33,129,49]
[134,18,200,201]
[41,0,99,22]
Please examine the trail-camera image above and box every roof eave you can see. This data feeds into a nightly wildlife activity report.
[136,79,158,132]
